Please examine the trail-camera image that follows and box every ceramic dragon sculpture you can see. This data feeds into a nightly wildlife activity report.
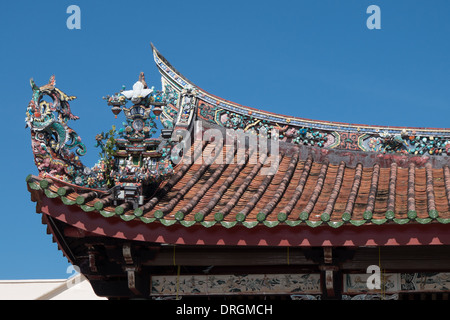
[26,76,106,188]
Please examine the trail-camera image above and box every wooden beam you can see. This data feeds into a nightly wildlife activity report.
[142,247,313,266]
[319,265,339,298]
[125,267,149,297]
[89,279,131,298]
[324,247,333,264]
[341,246,450,271]
[325,270,334,297]
[88,250,98,273]
[150,273,321,296]
[122,243,133,265]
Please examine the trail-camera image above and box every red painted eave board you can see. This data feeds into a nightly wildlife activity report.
[41,196,450,247]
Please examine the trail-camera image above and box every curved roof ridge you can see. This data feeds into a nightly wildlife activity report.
[151,43,450,135]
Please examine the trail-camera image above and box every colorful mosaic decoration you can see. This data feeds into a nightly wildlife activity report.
[196,100,450,155]
[363,130,450,155]
[158,81,179,130]
[152,42,450,157]
[100,72,177,207]
[26,76,105,188]
[197,102,334,147]
[26,73,177,201]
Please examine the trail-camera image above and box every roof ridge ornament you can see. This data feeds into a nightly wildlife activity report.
[120,72,154,104]
[101,72,177,208]
[25,72,178,195]
[26,76,105,188]
[173,84,198,130]
[151,43,450,157]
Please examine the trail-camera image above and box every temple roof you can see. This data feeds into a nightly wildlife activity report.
[26,142,450,230]
[26,44,450,246]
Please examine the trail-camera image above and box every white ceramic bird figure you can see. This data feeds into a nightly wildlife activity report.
[121,72,153,103]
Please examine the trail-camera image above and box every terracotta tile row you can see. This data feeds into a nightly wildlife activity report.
[140,145,450,224]
[29,142,450,227]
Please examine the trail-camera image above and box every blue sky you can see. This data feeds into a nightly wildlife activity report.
[1,0,450,279]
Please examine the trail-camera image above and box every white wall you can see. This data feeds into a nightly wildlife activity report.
[0,274,106,300]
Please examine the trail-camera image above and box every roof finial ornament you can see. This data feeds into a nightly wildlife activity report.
[38,75,56,92]
[139,71,148,89]
[120,72,153,104]
[99,71,177,208]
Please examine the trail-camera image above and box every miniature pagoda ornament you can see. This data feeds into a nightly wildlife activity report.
[101,72,176,208]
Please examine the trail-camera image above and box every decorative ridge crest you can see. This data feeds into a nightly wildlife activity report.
[26,72,179,202]
[26,75,101,187]
[151,44,450,156]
